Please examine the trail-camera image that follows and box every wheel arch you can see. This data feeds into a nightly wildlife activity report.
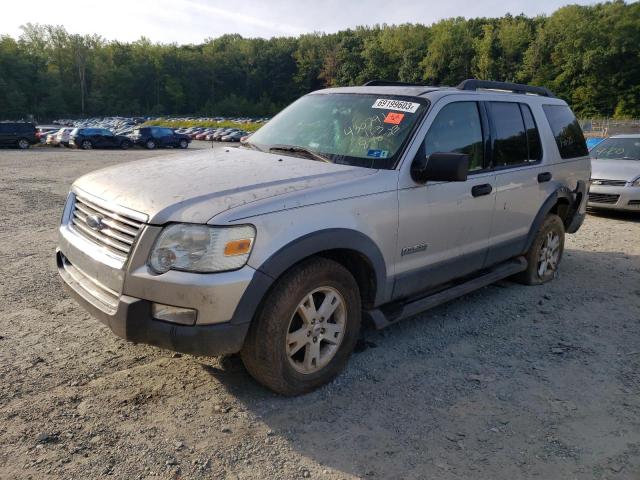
[230,228,390,327]
[524,187,574,253]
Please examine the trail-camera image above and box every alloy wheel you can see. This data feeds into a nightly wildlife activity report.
[285,286,346,374]
[538,231,560,277]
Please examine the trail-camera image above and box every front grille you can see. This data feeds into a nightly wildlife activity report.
[628,200,640,206]
[588,193,620,204]
[70,194,143,260]
[591,179,627,187]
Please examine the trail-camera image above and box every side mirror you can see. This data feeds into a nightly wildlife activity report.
[411,152,470,183]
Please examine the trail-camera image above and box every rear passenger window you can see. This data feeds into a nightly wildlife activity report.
[542,105,588,159]
[424,102,484,171]
[489,102,528,167]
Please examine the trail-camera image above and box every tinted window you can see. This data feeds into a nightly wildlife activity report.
[17,123,34,133]
[489,102,528,167]
[423,102,484,171]
[542,105,588,159]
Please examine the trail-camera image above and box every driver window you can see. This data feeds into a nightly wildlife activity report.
[424,102,484,171]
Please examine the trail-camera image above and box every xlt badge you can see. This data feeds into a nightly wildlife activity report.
[401,243,428,256]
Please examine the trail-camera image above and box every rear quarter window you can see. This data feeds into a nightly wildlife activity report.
[542,105,588,159]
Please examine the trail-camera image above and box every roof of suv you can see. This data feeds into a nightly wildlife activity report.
[314,79,565,105]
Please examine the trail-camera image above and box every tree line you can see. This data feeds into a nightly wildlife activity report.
[0,1,638,121]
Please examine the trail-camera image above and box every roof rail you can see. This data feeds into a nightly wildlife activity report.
[363,80,426,87]
[457,79,555,98]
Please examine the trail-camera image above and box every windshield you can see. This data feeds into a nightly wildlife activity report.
[590,138,640,160]
[248,93,427,168]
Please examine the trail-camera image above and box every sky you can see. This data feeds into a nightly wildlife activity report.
[1,0,602,43]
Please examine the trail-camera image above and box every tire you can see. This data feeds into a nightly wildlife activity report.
[145,139,156,150]
[241,257,361,396]
[120,140,131,150]
[81,140,92,150]
[514,214,565,285]
[179,139,188,149]
[17,138,30,150]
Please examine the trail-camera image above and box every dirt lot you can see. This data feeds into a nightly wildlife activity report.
[1,144,639,480]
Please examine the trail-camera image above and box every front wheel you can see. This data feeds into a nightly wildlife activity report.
[120,140,131,150]
[514,214,565,285]
[179,139,188,149]
[241,258,361,396]
[81,140,93,150]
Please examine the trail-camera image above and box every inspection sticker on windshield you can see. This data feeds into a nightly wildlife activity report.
[367,149,388,158]
[383,112,405,124]
[372,98,420,113]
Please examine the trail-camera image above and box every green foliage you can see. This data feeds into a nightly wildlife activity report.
[1,2,638,120]
[141,118,263,132]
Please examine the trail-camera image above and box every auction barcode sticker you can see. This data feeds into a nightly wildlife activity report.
[372,98,420,113]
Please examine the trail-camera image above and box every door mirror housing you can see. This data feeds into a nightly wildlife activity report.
[411,152,470,183]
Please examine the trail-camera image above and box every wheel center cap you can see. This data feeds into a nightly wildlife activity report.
[312,324,322,335]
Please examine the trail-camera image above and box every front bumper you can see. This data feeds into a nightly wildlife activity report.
[58,251,250,355]
[588,185,640,211]
[57,248,256,356]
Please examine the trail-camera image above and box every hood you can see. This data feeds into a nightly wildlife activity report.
[73,147,375,224]
[591,159,640,182]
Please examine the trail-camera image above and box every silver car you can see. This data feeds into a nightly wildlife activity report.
[589,134,640,211]
[56,80,590,395]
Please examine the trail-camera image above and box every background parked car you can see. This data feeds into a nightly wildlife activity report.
[0,122,37,149]
[48,128,73,147]
[129,127,190,149]
[588,134,640,211]
[36,126,59,144]
[69,128,132,150]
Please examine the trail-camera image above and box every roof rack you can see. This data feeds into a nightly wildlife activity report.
[457,79,555,98]
[362,80,426,87]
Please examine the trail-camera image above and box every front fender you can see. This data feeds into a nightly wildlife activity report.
[229,228,390,326]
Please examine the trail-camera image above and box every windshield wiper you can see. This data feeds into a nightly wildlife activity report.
[241,141,263,152]
[268,145,332,163]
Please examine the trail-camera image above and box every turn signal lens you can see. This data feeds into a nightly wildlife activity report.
[224,239,253,256]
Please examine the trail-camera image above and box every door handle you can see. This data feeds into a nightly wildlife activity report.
[538,172,552,183]
[471,184,493,197]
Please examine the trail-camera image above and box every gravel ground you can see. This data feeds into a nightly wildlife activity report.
[1,143,639,480]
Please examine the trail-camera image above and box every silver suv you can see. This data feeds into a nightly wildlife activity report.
[57,80,590,395]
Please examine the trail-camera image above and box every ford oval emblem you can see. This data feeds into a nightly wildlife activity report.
[86,215,105,231]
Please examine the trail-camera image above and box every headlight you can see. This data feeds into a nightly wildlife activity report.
[149,224,255,274]
[632,177,640,187]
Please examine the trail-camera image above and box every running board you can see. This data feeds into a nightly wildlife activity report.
[365,256,527,329]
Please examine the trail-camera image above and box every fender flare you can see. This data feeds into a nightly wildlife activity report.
[230,228,389,325]
[523,184,580,253]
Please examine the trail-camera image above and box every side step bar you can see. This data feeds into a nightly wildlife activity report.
[365,257,527,329]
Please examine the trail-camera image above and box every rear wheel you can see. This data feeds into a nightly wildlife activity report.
[514,214,565,285]
[17,138,30,149]
[241,257,361,396]
[145,139,156,150]
[81,140,93,150]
